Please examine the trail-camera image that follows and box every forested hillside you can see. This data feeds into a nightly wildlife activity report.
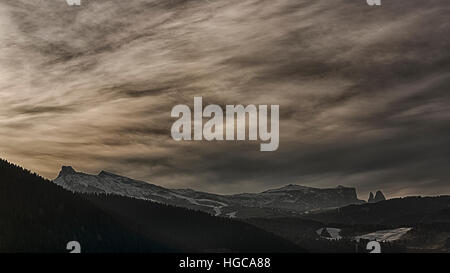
[302,196,450,226]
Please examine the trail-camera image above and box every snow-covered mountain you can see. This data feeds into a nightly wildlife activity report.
[54,166,364,218]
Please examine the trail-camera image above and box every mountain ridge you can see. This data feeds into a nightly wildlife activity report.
[54,166,365,218]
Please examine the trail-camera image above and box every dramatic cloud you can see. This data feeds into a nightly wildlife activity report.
[1,0,449,198]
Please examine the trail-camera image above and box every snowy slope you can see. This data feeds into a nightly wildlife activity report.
[355,227,412,242]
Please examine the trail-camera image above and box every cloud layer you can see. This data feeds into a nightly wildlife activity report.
[1,0,449,198]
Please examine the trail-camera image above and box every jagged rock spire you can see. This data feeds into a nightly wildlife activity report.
[368,192,374,203]
[374,190,386,202]
[368,190,386,203]
[57,166,76,178]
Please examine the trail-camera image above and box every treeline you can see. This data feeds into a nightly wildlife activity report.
[302,196,450,226]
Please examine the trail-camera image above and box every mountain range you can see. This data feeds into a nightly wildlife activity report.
[0,159,301,252]
[3,160,450,252]
[54,166,365,218]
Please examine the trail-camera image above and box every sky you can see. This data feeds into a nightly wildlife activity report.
[0,0,449,199]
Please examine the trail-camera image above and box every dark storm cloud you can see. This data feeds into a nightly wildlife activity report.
[1,0,450,197]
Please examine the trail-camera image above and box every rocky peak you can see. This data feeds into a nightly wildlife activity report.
[374,190,386,202]
[57,166,76,178]
[368,192,374,202]
[368,190,386,203]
